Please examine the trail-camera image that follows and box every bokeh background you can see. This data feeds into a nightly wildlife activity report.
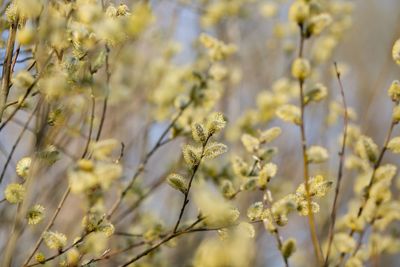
[1,0,400,266]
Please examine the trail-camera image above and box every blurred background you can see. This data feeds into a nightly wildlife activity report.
[1,0,400,266]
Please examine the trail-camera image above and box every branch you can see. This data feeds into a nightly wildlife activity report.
[173,134,212,233]
[0,20,18,122]
[324,62,350,266]
[0,102,39,185]
[106,100,193,219]
[296,23,323,264]
[22,188,71,266]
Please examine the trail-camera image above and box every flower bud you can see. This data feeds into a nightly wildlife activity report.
[393,38,400,65]
[392,105,400,123]
[291,58,311,80]
[388,80,400,102]
[289,1,310,24]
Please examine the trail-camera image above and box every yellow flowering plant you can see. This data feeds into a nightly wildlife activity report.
[0,1,400,267]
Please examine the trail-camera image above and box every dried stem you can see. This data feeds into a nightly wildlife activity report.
[324,62,349,266]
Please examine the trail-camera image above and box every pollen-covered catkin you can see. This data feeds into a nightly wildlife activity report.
[393,38,400,65]
[291,58,311,80]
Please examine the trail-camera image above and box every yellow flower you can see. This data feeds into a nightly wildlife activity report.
[16,157,32,179]
[291,58,311,80]
[388,80,400,102]
[27,204,45,225]
[43,231,67,250]
[281,238,297,259]
[306,13,332,36]
[288,1,310,24]
[4,183,26,204]
[306,146,329,163]
[260,2,278,18]
[388,137,400,153]
[199,33,237,61]
[17,25,35,45]
[392,105,400,123]
[35,252,46,264]
[393,38,400,65]
[276,104,301,125]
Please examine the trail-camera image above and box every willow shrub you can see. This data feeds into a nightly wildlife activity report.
[0,0,400,267]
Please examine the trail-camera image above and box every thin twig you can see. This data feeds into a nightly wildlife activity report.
[0,20,18,122]
[263,191,290,267]
[173,134,212,233]
[25,233,87,267]
[0,102,39,185]
[0,53,53,132]
[106,100,193,220]
[95,45,111,142]
[81,91,96,158]
[337,116,397,266]
[324,62,349,266]
[22,188,71,266]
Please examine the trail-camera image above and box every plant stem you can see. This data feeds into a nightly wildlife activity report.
[297,24,323,265]
[337,117,396,266]
[173,134,212,233]
[263,191,290,267]
[22,188,71,266]
[106,100,193,219]
[0,102,39,185]
[0,21,18,123]
[81,91,96,158]
[324,63,349,266]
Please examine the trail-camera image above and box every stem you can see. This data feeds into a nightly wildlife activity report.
[0,103,39,185]
[95,45,111,142]
[106,100,193,219]
[0,20,18,122]
[0,52,54,132]
[296,24,323,265]
[22,188,71,266]
[324,63,349,266]
[81,91,96,158]
[25,234,87,267]
[173,134,212,233]
[119,220,233,267]
[337,117,396,266]
[263,191,290,267]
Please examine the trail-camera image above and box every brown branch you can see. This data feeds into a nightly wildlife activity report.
[81,92,96,158]
[324,62,350,266]
[0,53,53,132]
[106,100,193,220]
[173,134,212,233]
[25,233,87,267]
[337,116,397,266]
[95,45,111,142]
[0,102,39,185]
[263,191,290,267]
[22,188,71,266]
[0,20,18,122]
